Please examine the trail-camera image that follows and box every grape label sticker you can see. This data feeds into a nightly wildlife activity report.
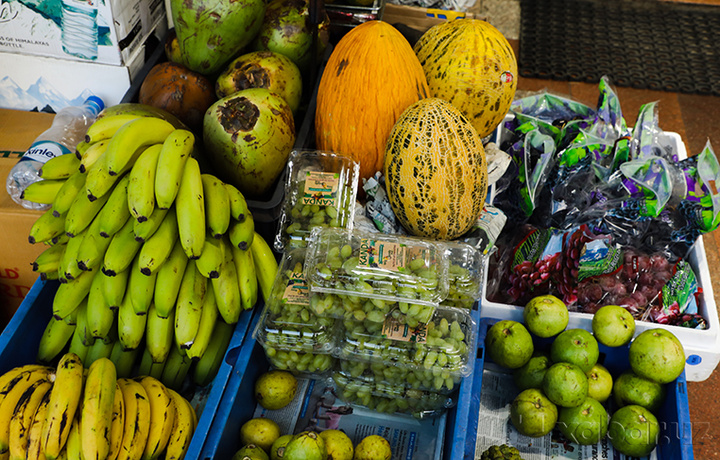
[381,317,427,343]
[358,239,407,271]
[302,171,340,207]
[283,270,309,305]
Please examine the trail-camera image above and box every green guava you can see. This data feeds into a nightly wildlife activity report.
[513,351,553,391]
[608,405,660,457]
[592,305,635,347]
[232,444,271,460]
[486,320,534,369]
[240,418,282,453]
[523,294,569,338]
[542,362,589,408]
[283,431,327,460]
[557,396,608,445]
[629,329,685,384]
[510,388,558,437]
[255,369,298,410]
[586,363,613,403]
[270,434,294,460]
[550,328,599,373]
[318,430,354,460]
[353,435,391,460]
[613,370,666,413]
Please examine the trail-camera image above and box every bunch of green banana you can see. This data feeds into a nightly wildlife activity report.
[0,353,198,460]
[26,111,281,391]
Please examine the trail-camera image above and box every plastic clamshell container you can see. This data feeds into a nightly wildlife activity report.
[484,118,720,382]
[335,358,461,395]
[439,241,484,310]
[335,306,477,393]
[274,149,360,252]
[0,277,257,460]
[253,248,337,375]
[305,227,449,324]
[331,370,456,418]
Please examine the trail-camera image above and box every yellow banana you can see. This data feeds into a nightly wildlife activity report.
[85,142,148,202]
[152,238,188,319]
[84,114,147,145]
[64,416,82,460]
[133,207,169,244]
[59,225,88,281]
[76,212,112,273]
[42,352,85,460]
[21,179,65,204]
[225,183,251,222]
[50,170,86,218]
[28,207,67,244]
[84,334,115,367]
[175,157,205,259]
[64,181,111,238]
[146,302,175,364]
[107,382,124,460]
[7,380,52,460]
[155,129,195,210]
[80,357,117,460]
[174,260,207,350]
[102,217,143,277]
[103,117,174,177]
[137,349,165,381]
[250,231,280,303]
[232,243,258,311]
[96,173,131,239]
[137,206,179,276]
[128,255,156,316]
[201,174,231,239]
[164,389,196,460]
[159,343,193,392]
[211,238,241,324]
[0,365,48,396]
[109,341,140,379]
[127,144,162,223]
[78,139,109,174]
[101,268,129,311]
[52,269,95,320]
[228,213,255,251]
[192,320,235,387]
[24,387,52,460]
[0,368,54,456]
[86,264,116,340]
[39,153,80,180]
[67,326,91,364]
[117,292,147,352]
[195,233,225,279]
[32,241,66,276]
[185,287,218,361]
[37,315,77,364]
[137,376,175,460]
[116,378,150,460]
[75,139,91,158]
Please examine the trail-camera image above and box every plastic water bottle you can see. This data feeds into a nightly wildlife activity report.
[6,96,105,210]
[61,0,99,61]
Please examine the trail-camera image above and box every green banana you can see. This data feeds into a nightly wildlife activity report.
[83,333,115,366]
[250,231,280,303]
[103,117,175,176]
[174,259,207,349]
[74,296,94,347]
[58,225,87,281]
[192,320,235,387]
[153,238,189,319]
[109,340,140,379]
[75,139,91,159]
[127,254,157,316]
[175,157,205,259]
[96,173,131,238]
[28,207,67,244]
[159,343,193,391]
[86,266,116,340]
[228,213,255,250]
[201,174,231,239]
[127,143,162,223]
[31,242,66,276]
[137,348,165,381]
[20,179,65,204]
[102,217,143,277]
[212,237,241,324]
[101,267,129,310]
[232,243,259,311]
[137,206,179,276]
[185,287,219,361]
[53,268,96,321]
[67,325,91,364]
[146,302,175,364]
[224,183,251,222]
[84,113,146,144]
[76,213,112,273]
[78,139,110,173]
[39,153,80,180]
[133,207,169,243]
[50,170,86,218]
[155,129,195,210]
[64,180,110,238]
[85,142,147,202]
[195,233,225,279]
[117,291,147,351]
[36,315,76,364]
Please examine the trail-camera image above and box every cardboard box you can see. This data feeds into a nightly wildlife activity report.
[0,0,166,66]
[0,23,165,112]
[382,3,476,33]
[0,109,55,329]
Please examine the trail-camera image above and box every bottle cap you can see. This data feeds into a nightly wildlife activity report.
[84,96,105,115]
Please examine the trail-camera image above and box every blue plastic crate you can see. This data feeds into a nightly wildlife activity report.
[0,277,256,460]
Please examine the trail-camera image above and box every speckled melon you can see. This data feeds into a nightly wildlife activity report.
[413,19,517,138]
[383,97,488,240]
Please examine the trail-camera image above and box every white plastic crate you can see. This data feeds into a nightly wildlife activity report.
[481,121,720,382]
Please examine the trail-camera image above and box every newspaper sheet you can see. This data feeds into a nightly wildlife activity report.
[475,370,658,460]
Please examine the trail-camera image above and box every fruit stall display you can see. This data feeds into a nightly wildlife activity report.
[0,0,711,455]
